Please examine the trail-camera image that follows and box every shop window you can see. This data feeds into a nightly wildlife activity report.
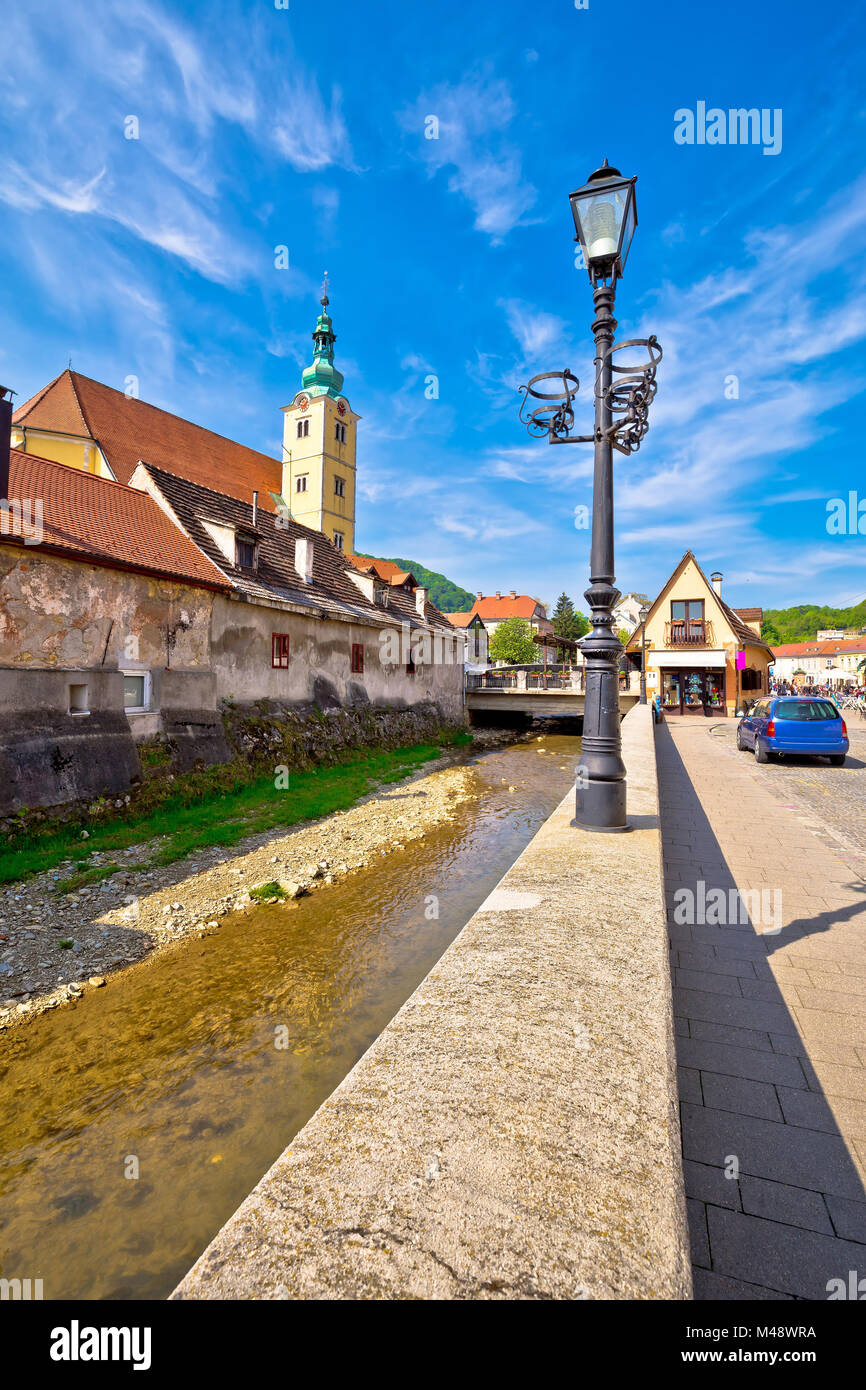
[351,643,364,674]
[272,633,290,669]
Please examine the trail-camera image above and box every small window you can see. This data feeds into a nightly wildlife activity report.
[295,474,308,494]
[335,422,347,444]
[334,475,345,498]
[68,682,89,715]
[236,537,256,569]
[297,418,310,439]
[333,530,344,551]
[405,657,416,677]
[272,633,290,669]
[123,673,148,711]
[351,643,364,674]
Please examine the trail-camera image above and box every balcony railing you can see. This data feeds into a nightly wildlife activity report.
[664,619,715,648]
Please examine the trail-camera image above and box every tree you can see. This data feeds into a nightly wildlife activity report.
[489,617,538,665]
[552,592,590,641]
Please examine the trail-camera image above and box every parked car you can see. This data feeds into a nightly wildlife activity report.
[737,697,849,766]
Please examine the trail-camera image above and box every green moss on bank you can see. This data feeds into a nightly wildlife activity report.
[0,730,471,888]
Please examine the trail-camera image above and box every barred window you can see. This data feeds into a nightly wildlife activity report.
[351,643,364,674]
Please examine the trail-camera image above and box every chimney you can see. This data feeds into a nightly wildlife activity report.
[710,571,723,598]
[415,586,428,615]
[252,490,258,529]
[294,536,314,583]
[476,590,483,599]
[0,385,13,502]
[495,590,501,599]
[510,589,517,598]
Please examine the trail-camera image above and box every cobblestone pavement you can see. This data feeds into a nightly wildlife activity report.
[711,718,866,859]
[657,718,866,1299]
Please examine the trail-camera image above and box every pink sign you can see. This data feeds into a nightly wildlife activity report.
[736,650,746,670]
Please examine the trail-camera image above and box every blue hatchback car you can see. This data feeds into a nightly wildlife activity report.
[737,696,849,766]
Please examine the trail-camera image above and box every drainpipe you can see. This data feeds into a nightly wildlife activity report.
[0,385,13,502]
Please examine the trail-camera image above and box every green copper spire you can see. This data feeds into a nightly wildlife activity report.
[301,273,345,399]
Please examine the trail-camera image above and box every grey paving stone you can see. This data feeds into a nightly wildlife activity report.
[677,1065,702,1104]
[676,968,743,997]
[689,1018,774,1052]
[677,949,757,979]
[683,1159,741,1211]
[677,987,797,1036]
[681,1102,866,1201]
[675,1036,807,1088]
[692,1268,794,1300]
[706,1206,866,1299]
[776,1086,842,1135]
[687,1198,711,1269]
[739,1176,834,1234]
[700,1072,783,1122]
[825,1195,866,1243]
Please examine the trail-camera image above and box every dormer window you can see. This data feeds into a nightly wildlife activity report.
[235,535,257,570]
[297,418,310,439]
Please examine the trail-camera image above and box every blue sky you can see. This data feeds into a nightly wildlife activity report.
[2,0,866,614]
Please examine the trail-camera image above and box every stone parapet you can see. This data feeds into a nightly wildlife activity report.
[173,703,691,1300]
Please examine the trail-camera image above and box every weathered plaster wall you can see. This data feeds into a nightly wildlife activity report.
[0,548,213,673]
[211,595,464,720]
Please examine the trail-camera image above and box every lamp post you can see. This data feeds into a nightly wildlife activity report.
[518,160,662,832]
[639,603,650,705]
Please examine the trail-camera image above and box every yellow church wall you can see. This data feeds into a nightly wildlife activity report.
[12,429,112,478]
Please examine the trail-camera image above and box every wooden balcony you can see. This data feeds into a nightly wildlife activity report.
[664,619,716,648]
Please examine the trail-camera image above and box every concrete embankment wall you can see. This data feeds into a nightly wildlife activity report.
[173,703,691,1300]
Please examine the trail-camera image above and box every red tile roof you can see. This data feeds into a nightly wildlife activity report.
[13,370,281,508]
[346,554,417,586]
[734,608,763,623]
[470,594,544,621]
[3,449,229,590]
[772,637,866,658]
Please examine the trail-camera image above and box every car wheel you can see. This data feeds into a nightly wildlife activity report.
[755,741,769,764]
[830,754,846,767]
[736,727,746,751]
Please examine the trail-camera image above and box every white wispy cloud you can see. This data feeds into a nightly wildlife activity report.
[399,72,537,242]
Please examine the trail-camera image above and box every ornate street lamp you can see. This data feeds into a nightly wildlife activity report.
[518,160,662,831]
[638,603,650,705]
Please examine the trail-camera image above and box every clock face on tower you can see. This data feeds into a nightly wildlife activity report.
[337,399,347,416]
[297,394,310,411]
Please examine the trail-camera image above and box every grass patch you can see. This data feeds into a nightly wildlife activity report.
[56,862,123,895]
[0,735,460,888]
[248,881,288,903]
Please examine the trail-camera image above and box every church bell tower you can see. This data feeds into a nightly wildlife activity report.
[281,277,359,555]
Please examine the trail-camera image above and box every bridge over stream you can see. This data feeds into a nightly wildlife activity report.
[465,670,641,719]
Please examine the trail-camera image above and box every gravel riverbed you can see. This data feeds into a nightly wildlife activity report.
[0,740,521,1033]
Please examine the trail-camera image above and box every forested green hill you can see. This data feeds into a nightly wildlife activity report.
[762,599,866,646]
[358,555,476,613]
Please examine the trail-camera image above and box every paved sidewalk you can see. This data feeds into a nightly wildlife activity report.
[658,718,866,1299]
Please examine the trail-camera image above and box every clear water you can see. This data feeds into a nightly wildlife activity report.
[0,733,580,1299]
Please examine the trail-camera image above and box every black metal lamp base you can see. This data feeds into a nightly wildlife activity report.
[573,777,630,832]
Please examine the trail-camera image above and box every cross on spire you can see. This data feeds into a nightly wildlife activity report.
[320,270,329,306]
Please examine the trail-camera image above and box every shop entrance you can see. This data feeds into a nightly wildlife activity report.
[661,668,726,716]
